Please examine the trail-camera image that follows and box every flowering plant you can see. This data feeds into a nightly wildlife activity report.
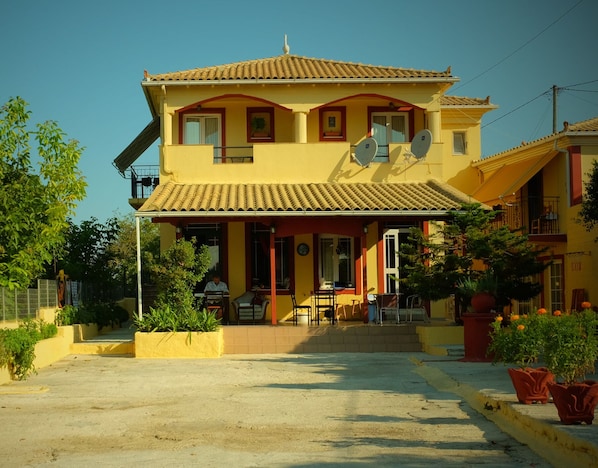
[542,303,598,385]
[488,309,548,369]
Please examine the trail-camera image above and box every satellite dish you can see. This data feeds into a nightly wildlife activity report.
[410,129,433,159]
[353,138,378,167]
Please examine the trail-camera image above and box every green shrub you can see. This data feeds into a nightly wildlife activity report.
[147,238,211,314]
[55,305,78,326]
[55,302,129,330]
[0,319,58,381]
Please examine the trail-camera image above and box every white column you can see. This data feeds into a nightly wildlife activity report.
[293,111,308,143]
[428,110,441,143]
[136,216,143,320]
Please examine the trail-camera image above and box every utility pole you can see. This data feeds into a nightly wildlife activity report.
[552,84,558,134]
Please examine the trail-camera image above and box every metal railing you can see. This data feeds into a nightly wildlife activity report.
[492,196,560,235]
[0,280,58,323]
[127,146,255,199]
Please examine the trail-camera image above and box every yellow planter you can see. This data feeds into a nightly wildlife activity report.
[134,329,223,358]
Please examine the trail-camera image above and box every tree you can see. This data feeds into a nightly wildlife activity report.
[147,238,211,313]
[0,97,86,289]
[107,214,160,296]
[401,203,549,319]
[578,159,598,240]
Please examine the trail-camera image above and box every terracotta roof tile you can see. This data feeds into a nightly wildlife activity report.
[565,117,598,132]
[138,180,474,215]
[440,95,495,106]
[479,116,598,161]
[144,55,454,83]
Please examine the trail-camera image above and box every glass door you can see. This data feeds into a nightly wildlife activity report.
[183,115,222,162]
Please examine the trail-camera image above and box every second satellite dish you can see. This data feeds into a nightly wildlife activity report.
[353,138,378,167]
[410,129,433,159]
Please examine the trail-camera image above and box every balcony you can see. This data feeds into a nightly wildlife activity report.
[125,140,446,202]
[492,196,562,237]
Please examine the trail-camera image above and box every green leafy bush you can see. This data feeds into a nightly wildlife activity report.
[147,238,211,314]
[55,305,78,326]
[0,319,58,380]
[54,302,129,330]
[489,310,548,368]
[543,306,598,385]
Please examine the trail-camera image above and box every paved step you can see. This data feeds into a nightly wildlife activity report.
[70,340,134,355]
[73,323,424,356]
[223,323,423,354]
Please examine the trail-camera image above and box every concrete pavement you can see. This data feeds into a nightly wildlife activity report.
[416,356,598,467]
[1,337,597,466]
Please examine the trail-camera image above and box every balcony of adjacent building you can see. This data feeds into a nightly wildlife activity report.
[492,196,566,241]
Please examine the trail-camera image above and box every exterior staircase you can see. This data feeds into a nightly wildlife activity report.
[70,322,424,356]
[70,326,135,356]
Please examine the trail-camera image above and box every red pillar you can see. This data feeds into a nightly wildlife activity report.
[270,231,277,325]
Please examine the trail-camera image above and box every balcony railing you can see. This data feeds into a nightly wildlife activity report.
[492,196,560,235]
[129,165,159,199]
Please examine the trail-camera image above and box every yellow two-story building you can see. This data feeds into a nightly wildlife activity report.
[114,49,497,324]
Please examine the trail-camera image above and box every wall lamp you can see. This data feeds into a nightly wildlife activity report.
[270,224,276,234]
[363,224,369,234]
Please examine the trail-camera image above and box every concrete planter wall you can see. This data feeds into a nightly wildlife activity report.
[135,329,224,358]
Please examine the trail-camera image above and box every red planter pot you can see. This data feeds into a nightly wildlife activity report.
[461,312,496,362]
[507,367,554,404]
[548,380,598,425]
[470,292,496,314]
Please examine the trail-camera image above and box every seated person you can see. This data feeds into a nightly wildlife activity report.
[204,274,229,294]
[204,274,229,322]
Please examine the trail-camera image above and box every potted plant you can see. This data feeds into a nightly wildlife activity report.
[488,309,554,404]
[457,271,498,314]
[543,303,598,424]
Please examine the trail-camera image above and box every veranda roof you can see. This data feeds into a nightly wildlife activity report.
[136,180,479,218]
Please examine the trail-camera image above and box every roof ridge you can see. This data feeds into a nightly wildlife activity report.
[145,55,454,81]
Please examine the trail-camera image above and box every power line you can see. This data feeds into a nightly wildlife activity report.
[453,0,584,93]
[482,90,549,128]
[562,78,598,88]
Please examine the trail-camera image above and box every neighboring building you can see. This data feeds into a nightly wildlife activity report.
[114,45,497,323]
[451,117,598,314]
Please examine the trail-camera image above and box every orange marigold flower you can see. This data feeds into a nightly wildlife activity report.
[496,316,504,322]
[537,308,547,315]
[510,314,520,321]
[581,301,592,310]
[553,310,562,316]
[517,324,525,331]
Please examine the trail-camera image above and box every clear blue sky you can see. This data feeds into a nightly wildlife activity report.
[2,0,597,223]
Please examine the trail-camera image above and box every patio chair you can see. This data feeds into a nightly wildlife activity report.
[290,290,312,325]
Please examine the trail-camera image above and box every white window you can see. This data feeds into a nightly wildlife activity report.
[319,235,354,288]
[183,114,222,161]
[371,112,409,161]
[453,132,466,155]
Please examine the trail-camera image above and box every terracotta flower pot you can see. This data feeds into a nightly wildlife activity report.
[507,367,554,404]
[548,380,598,425]
[470,292,496,314]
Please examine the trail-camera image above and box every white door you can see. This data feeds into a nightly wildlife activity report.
[383,229,400,293]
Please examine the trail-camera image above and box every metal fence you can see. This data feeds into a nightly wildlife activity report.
[0,279,58,323]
